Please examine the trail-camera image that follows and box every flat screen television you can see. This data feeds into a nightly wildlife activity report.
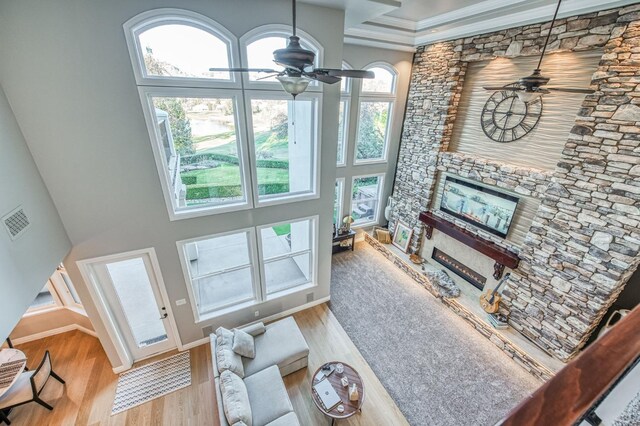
[440,176,519,239]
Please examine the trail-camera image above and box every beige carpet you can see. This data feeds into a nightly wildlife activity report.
[329,243,541,426]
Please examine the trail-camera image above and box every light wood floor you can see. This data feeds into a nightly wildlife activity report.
[8,304,407,425]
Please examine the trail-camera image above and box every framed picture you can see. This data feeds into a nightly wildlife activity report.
[392,222,413,252]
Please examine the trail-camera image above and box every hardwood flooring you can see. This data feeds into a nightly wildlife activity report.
[7,304,406,425]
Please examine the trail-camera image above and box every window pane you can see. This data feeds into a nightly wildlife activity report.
[138,24,230,80]
[184,231,256,315]
[195,267,254,313]
[250,98,316,199]
[334,180,343,225]
[261,219,313,295]
[106,258,168,348]
[60,271,81,304]
[151,96,246,210]
[351,176,382,225]
[355,101,391,162]
[187,233,251,277]
[265,253,311,294]
[362,67,394,93]
[29,284,55,309]
[336,100,347,165]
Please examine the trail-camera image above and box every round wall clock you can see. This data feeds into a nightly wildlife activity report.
[481,90,543,142]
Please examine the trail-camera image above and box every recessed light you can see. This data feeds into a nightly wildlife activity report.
[431,30,437,33]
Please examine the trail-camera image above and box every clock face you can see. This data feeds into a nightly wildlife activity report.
[481,90,543,142]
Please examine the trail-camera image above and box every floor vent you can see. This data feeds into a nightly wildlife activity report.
[2,207,30,241]
[202,325,214,337]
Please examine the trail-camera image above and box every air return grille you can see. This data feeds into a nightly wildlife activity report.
[2,207,30,241]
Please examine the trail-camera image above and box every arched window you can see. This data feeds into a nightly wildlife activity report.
[124,9,240,86]
[354,62,398,164]
[337,61,352,166]
[361,63,397,94]
[241,25,323,86]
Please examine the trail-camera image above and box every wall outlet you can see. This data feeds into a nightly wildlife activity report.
[254,310,259,317]
[175,299,187,306]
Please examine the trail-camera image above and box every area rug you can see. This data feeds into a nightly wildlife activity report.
[111,351,191,415]
[329,243,541,426]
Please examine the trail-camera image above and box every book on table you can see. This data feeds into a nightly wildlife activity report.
[313,377,342,411]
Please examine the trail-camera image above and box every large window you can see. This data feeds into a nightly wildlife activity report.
[354,64,397,164]
[26,265,85,315]
[259,218,315,295]
[351,174,384,226]
[247,94,319,204]
[178,216,318,321]
[334,178,345,225]
[126,13,322,219]
[180,230,258,318]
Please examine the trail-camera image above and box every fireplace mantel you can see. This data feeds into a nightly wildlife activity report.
[419,211,519,279]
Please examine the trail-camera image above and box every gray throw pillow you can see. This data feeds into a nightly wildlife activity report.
[232,329,256,359]
[216,326,234,348]
[220,370,252,426]
[241,322,266,337]
[217,345,245,378]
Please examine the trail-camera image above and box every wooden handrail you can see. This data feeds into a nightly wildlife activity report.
[500,306,640,425]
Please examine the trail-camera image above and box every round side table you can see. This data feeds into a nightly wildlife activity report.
[311,361,365,425]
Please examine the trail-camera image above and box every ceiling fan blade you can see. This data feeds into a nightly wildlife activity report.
[305,72,341,84]
[314,68,375,79]
[208,67,278,73]
[546,87,595,94]
[483,86,523,91]
[256,73,282,81]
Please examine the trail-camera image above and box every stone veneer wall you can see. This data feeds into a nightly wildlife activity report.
[389,5,640,361]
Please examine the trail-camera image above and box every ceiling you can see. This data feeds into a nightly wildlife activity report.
[301,0,640,51]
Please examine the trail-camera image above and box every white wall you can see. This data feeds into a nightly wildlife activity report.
[0,86,71,342]
[0,0,343,367]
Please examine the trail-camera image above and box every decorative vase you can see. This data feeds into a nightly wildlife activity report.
[348,383,359,401]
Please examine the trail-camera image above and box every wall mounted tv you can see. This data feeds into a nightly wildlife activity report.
[440,176,519,239]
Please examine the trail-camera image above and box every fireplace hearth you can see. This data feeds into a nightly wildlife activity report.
[432,247,487,291]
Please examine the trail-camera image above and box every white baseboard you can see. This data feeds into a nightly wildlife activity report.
[181,336,211,351]
[245,296,331,327]
[11,324,97,345]
[112,364,131,374]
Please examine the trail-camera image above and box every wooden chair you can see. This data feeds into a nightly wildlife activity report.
[0,351,65,425]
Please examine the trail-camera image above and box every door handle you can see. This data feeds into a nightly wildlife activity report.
[160,312,168,320]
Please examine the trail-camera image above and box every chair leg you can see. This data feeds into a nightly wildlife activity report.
[34,398,53,411]
[0,410,11,425]
[50,370,65,385]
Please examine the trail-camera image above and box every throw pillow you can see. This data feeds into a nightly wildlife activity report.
[217,346,245,378]
[232,329,255,358]
[240,322,266,337]
[216,327,234,348]
[220,370,252,426]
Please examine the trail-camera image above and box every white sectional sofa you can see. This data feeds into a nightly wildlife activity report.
[212,316,310,426]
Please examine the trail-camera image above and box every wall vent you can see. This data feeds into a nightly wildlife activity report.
[2,206,30,241]
[202,325,214,338]
[306,292,314,303]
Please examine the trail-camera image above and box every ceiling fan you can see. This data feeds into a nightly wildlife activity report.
[483,0,594,102]
[209,0,374,97]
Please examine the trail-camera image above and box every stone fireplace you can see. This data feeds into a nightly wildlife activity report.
[389,5,640,362]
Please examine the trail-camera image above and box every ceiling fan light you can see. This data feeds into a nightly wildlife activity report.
[277,75,310,96]
[517,90,542,103]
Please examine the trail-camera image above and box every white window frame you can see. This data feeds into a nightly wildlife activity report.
[350,173,385,228]
[340,61,353,95]
[256,216,318,300]
[25,281,63,316]
[337,98,350,167]
[334,178,345,226]
[177,228,261,322]
[123,8,241,89]
[244,91,322,207]
[139,86,254,220]
[353,62,397,165]
[239,24,324,91]
[353,100,394,166]
[50,265,85,313]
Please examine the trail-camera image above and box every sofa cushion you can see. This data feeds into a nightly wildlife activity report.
[264,413,301,426]
[243,317,309,377]
[243,365,293,426]
[233,329,256,358]
[217,345,245,378]
[217,327,235,348]
[240,322,266,337]
[220,370,252,426]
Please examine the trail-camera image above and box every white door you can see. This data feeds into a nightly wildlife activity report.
[89,252,176,361]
